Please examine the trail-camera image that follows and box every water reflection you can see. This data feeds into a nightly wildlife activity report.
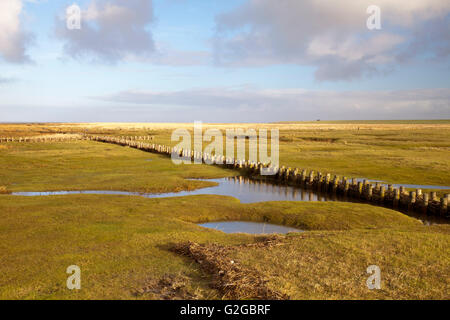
[12,176,343,203]
[192,176,343,203]
[10,176,446,224]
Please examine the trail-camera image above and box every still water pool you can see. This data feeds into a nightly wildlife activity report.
[198,221,303,234]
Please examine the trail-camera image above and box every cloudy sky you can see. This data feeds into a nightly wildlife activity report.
[0,0,449,122]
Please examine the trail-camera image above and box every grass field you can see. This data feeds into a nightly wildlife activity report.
[0,122,449,300]
[0,141,233,193]
[73,121,450,187]
[59,121,450,190]
[2,193,448,300]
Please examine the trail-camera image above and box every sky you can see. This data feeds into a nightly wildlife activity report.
[0,0,449,122]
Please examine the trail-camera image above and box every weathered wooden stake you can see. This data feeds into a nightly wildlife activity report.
[380,186,385,202]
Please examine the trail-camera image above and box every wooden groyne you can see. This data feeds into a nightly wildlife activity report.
[86,135,449,219]
[0,135,153,143]
[0,135,82,143]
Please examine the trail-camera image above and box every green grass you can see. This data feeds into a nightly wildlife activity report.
[1,193,440,300]
[234,226,450,299]
[277,128,450,187]
[0,141,234,193]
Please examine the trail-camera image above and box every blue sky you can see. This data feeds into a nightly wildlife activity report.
[0,0,449,122]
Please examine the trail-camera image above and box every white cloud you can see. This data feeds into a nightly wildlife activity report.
[94,87,450,121]
[56,0,156,63]
[55,0,212,65]
[214,0,450,81]
[0,0,33,63]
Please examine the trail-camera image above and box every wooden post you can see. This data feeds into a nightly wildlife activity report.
[317,172,323,190]
[357,182,363,198]
[375,182,380,191]
[409,191,416,211]
[367,185,373,200]
[394,188,400,208]
[300,170,307,185]
[344,180,350,196]
[278,166,286,180]
[332,176,339,193]
[415,189,422,204]
[441,196,448,217]
[422,193,429,215]
[431,192,437,201]
[292,168,299,184]
[342,177,347,193]
[325,174,331,192]
[380,186,385,202]
[285,167,291,181]
[388,184,393,196]
[308,171,314,186]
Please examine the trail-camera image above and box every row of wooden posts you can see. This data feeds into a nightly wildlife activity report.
[0,135,153,143]
[120,136,154,141]
[0,136,80,143]
[86,135,449,219]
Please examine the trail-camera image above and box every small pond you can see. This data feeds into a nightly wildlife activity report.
[198,221,303,235]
